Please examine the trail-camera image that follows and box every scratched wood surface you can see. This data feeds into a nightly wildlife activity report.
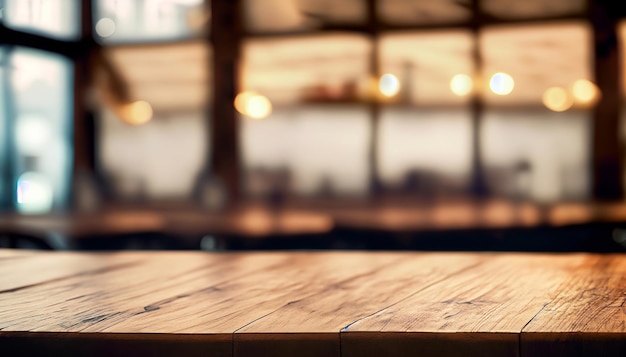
[0,250,625,357]
[521,254,626,356]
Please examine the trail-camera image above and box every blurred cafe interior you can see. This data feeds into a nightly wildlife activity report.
[2,0,626,252]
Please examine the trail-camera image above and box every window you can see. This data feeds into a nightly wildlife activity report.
[94,0,211,201]
[241,34,372,197]
[0,1,75,214]
[378,31,474,196]
[94,0,207,43]
[3,0,80,39]
[481,23,593,202]
[8,47,73,213]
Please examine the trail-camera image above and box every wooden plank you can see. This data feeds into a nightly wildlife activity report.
[100,253,400,334]
[235,253,486,357]
[0,252,284,331]
[521,254,626,357]
[341,253,587,357]
[0,251,145,292]
[0,252,401,356]
[0,252,288,356]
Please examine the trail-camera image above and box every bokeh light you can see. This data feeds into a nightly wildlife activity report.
[571,79,600,107]
[235,91,272,119]
[121,100,153,126]
[542,86,573,112]
[489,72,514,96]
[246,94,272,119]
[235,91,257,115]
[16,172,54,214]
[450,74,473,96]
[95,18,116,38]
[379,73,400,97]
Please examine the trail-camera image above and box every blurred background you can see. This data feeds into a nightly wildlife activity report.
[2,0,626,252]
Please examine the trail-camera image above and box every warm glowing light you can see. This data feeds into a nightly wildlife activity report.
[234,91,257,115]
[543,86,573,112]
[16,172,54,214]
[246,94,272,119]
[450,74,473,96]
[121,101,153,126]
[379,74,400,97]
[571,79,600,107]
[235,91,272,119]
[95,18,116,38]
[489,72,514,95]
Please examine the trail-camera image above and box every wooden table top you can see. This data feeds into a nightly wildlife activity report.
[0,205,333,240]
[3,199,626,244]
[1,249,625,356]
[329,199,626,232]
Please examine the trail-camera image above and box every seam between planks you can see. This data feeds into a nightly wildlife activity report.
[339,258,488,333]
[518,302,549,357]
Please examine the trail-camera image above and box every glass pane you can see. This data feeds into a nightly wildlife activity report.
[380,30,475,106]
[242,106,371,197]
[481,0,586,20]
[94,0,208,43]
[482,110,590,202]
[481,22,592,106]
[241,34,372,198]
[98,110,208,200]
[4,0,80,40]
[97,42,210,200]
[378,109,472,196]
[9,47,73,213]
[244,0,365,34]
[378,0,471,25]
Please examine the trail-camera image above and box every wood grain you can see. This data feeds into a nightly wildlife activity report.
[2,250,626,357]
[521,254,626,356]
[235,253,485,357]
[0,251,401,356]
[341,253,587,357]
[0,251,144,292]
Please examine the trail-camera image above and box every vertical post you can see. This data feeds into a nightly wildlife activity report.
[71,0,96,210]
[590,0,623,200]
[366,0,381,197]
[209,0,242,204]
[469,0,488,198]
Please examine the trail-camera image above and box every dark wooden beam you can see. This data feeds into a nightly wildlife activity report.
[365,0,382,197]
[0,25,90,58]
[244,14,587,39]
[71,0,98,210]
[469,0,488,198]
[589,0,623,199]
[209,0,242,204]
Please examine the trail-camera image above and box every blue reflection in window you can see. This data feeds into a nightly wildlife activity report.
[3,0,80,40]
[8,47,73,213]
